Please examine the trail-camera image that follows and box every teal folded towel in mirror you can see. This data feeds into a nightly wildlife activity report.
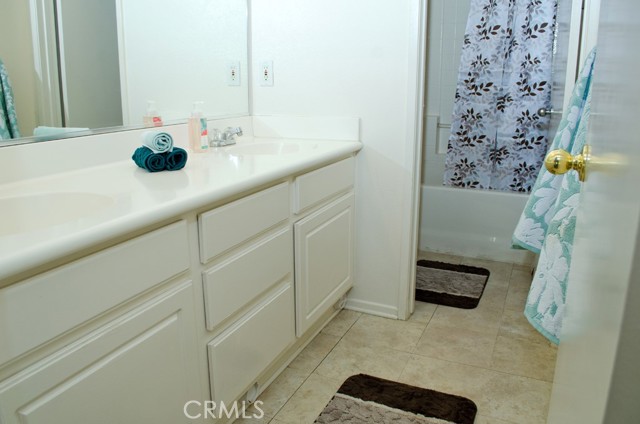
[132,146,188,172]
[165,147,188,171]
[141,131,173,153]
[33,126,90,141]
[132,147,166,172]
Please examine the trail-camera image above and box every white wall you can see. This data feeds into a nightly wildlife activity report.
[119,0,249,124]
[422,0,469,186]
[251,0,423,317]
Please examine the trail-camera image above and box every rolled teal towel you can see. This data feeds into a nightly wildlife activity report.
[132,146,166,172]
[165,147,188,171]
[141,131,173,153]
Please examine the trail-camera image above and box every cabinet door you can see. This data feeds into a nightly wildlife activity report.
[294,193,354,337]
[0,282,201,424]
[208,283,294,405]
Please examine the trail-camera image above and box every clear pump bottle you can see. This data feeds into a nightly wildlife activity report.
[143,100,163,127]
[188,101,208,153]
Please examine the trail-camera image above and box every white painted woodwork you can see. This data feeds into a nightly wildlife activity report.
[208,283,294,405]
[0,156,358,420]
[198,182,290,263]
[203,227,293,330]
[294,193,355,336]
[547,0,640,421]
[0,221,189,365]
[0,281,199,424]
[293,157,355,214]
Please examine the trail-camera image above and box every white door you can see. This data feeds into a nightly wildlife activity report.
[56,0,123,128]
[547,1,640,422]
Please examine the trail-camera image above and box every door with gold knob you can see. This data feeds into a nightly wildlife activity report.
[547,1,640,422]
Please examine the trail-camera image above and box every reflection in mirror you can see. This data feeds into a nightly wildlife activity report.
[0,0,249,145]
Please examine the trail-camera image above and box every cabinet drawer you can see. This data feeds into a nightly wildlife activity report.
[0,221,190,366]
[202,228,293,330]
[208,283,294,405]
[293,157,354,214]
[198,182,290,263]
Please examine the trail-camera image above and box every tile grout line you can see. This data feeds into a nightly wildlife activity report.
[268,311,363,423]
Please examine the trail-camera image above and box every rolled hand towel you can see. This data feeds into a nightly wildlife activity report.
[164,147,188,171]
[141,131,173,153]
[132,146,166,172]
[33,126,90,141]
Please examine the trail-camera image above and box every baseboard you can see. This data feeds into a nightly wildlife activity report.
[345,298,398,319]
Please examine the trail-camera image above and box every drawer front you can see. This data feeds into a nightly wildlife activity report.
[293,157,355,214]
[198,182,290,263]
[0,221,190,366]
[208,283,294,405]
[203,228,293,330]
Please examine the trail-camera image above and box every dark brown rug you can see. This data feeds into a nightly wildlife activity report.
[416,260,490,309]
[315,374,477,424]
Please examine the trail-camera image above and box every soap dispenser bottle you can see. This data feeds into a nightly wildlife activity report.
[188,101,208,153]
[143,100,163,127]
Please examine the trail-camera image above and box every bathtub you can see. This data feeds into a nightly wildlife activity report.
[419,185,536,265]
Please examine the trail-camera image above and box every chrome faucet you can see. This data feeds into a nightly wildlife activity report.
[210,126,243,147]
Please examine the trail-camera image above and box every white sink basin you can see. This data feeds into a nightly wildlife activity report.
[0,192,115,236]
[225,141,302,156]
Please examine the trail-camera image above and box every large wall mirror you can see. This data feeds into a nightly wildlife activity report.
[0,0,249,146]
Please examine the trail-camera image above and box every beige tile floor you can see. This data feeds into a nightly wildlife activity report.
[236,252,557,424]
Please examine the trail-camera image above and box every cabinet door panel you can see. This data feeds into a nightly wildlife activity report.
[0,282,200,424]
[294,194,354,336]
[208,283,294,405]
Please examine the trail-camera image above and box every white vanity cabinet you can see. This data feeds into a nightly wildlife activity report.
[0,222,201,424]
[0,151,359,423]
[293,158,355,336]
[199,182,295,406]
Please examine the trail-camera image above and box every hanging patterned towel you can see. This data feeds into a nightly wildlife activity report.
[0,58,20,140]
[512,49,596,344]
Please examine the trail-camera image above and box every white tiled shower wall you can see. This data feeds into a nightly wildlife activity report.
[422,0,471,186]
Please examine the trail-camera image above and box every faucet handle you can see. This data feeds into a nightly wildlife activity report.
[226,126,243,137]
[209,128,222,143]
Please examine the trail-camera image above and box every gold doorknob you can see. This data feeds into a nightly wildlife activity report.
[544,145,591,182]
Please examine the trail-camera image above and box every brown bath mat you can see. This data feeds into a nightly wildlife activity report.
[315,374,477,424]
[415,260,490,309]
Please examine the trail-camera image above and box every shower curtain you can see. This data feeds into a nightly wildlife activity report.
[0,58,20,140]
[444,0,557,192]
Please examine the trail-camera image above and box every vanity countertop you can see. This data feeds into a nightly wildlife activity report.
[0,137,362,284]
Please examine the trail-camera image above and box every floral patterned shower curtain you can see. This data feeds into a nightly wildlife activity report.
[443,0,557,192]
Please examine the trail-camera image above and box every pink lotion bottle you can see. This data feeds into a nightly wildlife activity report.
[188,101,208,153]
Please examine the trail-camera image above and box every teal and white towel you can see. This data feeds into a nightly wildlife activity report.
[0,58,20,140]
[512,49,596,344]
[142,131,174,153]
